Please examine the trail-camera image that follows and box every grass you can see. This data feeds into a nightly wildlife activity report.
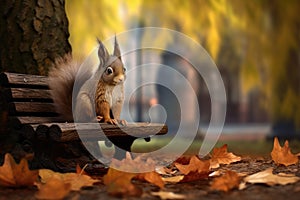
[131,136,300,157]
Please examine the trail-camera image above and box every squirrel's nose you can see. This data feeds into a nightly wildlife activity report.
[114,75,124,83]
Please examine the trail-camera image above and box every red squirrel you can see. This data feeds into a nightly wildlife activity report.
[48,37,126,125]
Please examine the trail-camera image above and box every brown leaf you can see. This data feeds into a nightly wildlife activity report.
[151,191,187,199]
[210,170,242,192]
[180,170,210,183]
[243,167,300,186]
[103,168,142,197]
[210,144,242,168]
[35,176,71,200]
[0,153,38,187]
[175,156,210,175]
[39,169,99,191]
[271,137,299,166]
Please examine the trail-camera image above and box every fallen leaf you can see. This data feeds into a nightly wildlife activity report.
[35,176,71,200]
[110,152,156,172]
[103,168,142,197]
[110,152,164,188]
[210,170,242,192]
[155,166,176,175]
[162,175,184,183]
[0,153,38,187]
[271,137,299,166]
[136,171,165,189]
[210,144,242,168]
[175,156,210,175]
[175,155,193,165]
[39,169,99,191]
[244,167,300,186]
[151,191,187,200]
[76,164,88,176]
[180,170,210,183]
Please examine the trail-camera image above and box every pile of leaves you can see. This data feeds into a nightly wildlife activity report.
[0,137,299,199]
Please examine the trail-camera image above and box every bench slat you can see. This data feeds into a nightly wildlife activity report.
[13,116,64,124]
[32,123,168,142]
[10,102,57,114]
[0,72,49,88]
[8,88,52,100]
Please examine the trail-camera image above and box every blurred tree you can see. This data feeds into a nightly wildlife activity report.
[0,0,71,75]
[66,0,300,135]
[137,0,300,134]
[232,1,300,135]
[66,0,125,58]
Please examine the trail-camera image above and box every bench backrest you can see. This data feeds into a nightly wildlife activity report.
[0,72,64,124]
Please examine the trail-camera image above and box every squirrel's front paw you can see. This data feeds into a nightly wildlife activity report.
[104,118,118,125]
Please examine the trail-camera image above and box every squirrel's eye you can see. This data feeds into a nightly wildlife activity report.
[106,67,113,75]
[123,67,126,72]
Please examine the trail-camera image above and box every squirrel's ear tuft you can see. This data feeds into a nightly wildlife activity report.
[113,35,122,61]
[97,38,110,67]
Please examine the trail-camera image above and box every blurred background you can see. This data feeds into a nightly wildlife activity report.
[66,0,300,140]
[61,0,300,141]
[66,0,300,139]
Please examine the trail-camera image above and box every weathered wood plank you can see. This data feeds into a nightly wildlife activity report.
[32,123,168,142]
[12,116,65,124]
[10,102,57,114]
[0,72,49,88]
[8,88,52,100]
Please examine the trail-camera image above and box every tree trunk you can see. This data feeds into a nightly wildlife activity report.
[0,0,71,75]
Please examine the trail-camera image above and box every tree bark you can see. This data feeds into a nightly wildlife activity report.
[0,0,71,75]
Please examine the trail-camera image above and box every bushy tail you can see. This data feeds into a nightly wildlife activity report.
[48,54,82,122]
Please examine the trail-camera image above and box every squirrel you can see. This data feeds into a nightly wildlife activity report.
[48,36,126,125]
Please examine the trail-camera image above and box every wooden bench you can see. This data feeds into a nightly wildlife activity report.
[0,72,168,171]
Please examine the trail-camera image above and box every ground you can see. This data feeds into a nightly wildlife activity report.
[1,136,300,200]
[0,157,300,200]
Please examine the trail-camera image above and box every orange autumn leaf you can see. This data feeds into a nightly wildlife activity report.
[39,169,99,191]
[136,171,165,189]
[35,176,71,200]
[0,153,38,187]
[210,144,242,168]
[105,152,164,194]
[103,168,142,197]
[271,137,299,166]
[210,170,242,192]
[175,156,210,175]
